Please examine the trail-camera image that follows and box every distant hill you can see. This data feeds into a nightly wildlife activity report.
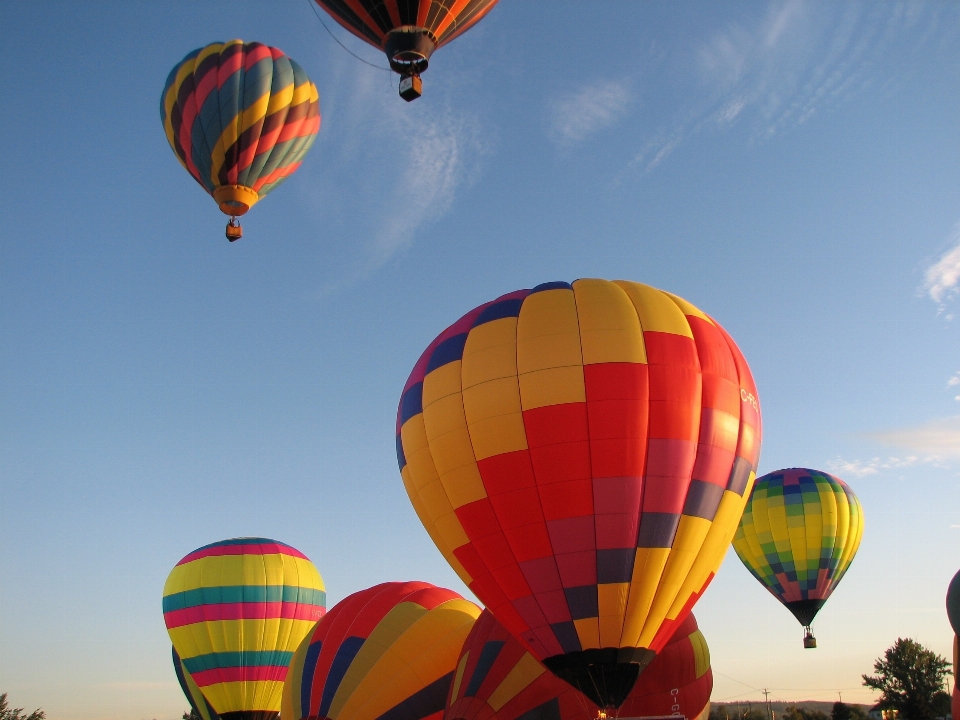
[712,701,874,716]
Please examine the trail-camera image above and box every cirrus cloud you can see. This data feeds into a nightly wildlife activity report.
[548,79,631,144]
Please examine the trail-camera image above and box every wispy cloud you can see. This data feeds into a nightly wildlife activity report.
[826,455,927,478]
[949,371,960,401]
[548,79,631,144]
[922,222,960,311]
[866,416,960,458]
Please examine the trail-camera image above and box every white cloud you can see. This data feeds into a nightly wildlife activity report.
[923,222,960,307]
[826,455,923,478]
[866,416,960,459]
[548,79,631,144]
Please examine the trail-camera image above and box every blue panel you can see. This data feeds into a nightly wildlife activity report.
[472,297,525,327]
[426,333,468,373]
[399,382,424,425]
[301,639,322,716]
[464,640,504,697]
[319,636,366,717]
[530,281,571,293]
[396,433,407,471]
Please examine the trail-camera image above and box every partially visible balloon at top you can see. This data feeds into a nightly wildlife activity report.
[160,40,320,241]
[314,0,499,100]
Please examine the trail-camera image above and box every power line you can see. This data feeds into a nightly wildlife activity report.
[304,0,392,72]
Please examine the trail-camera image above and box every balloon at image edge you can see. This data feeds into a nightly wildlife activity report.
[396,279,763,709]
[313,0,500,100]
[163,538,326,720]
[160,40,320,241]
[445,608,713,720]
[732,468,863,648]
[281,581,481,720]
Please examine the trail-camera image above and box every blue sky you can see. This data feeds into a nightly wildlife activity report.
[2,2,960,718]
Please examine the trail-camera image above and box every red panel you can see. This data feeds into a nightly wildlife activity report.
[535,589,572,623]
[645,438,696,477]
[455,499,501,540]
[701,373,741,416]
[472,532,517,570]
[512,594,549,629]
[644,331,700,369]
[469,573,508,610]
[519,556,563,593]
[647,400,699,440]
[546,516,596,554]
[453,543,487,580]
[641,475,691,515]
[554,550,597,586]
[593,475,643,513]
[503,523,554,562]
[477,449,537,495]
[688,317,737,377]
[489,486,544,529]
[539,478,594,519]
[648,365,700,404]
[691,441,736,487]
[528,441,592,485]
[523,402,589,448]
[588,437,646,478]
[584,397,646,439]
[595,512,638,549]
[584,362,648,399]
[489,563,531,601]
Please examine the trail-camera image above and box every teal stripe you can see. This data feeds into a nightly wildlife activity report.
[163,585,325,612]
[182,650,294,674]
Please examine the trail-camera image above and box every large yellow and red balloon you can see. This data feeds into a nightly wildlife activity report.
[445,609,712,720]
[161,40,320,239]
[163,538,326,720]
[282,581,480,720]
[396,279,761,708]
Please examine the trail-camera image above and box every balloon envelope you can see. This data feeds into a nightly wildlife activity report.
[173,646,221,720]
[161,40,320,217]
[282,581,481,720]
[733,468,863,628]
[947,570,960,636]
[396,279,761,708]
[163,538,326,720]
[444,609,712,720]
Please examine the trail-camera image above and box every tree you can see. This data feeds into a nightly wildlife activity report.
[0,693,45,720]
[862,638,951,720]
[783,707,828,720]
[182,710,201,720]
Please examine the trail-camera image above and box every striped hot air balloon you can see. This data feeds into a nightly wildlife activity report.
[160,40,320,240]
[173,646,221,720]
[445,609,712,720]
[282,581,481,720]
[163,538,326,720]
[314,0,499,100]
[396,279,761,709]
[733,469,863,648]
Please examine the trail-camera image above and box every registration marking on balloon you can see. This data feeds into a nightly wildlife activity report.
[398,279,761,709]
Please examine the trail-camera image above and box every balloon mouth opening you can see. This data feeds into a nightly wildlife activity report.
[214,185,259,217]
[543,648,655,709]
[384,27,436,75]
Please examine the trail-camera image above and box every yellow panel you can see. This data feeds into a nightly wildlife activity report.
[597,583,629,647]
[518,365,585,410]
[636,516,711,648]
[667,486,753,620]
[419,479,455,520]
[329,602,430,717]
[689,629,710,678]
[203,679,285,715]
[463,376,523,425]
[335,599,480,720]
[433,511,471,551]
[400,415,429,456]
[439,461,487,509]
[516,289,583,374]
[467,411,529,461]
[663,292,713,325]
[462,374,528,460]
[573,617,601,650]
[488,652,546,711]
[619,548,669,648]
[425,427,477,479]
[613,281,693,337]
[572,279,646,365]
[422,361,463,408]
[450,650,470,705]
[423,393,469,442]
[462,318,519,389]
[168,618,316,655]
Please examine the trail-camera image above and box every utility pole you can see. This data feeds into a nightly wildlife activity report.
[763,689,772,720]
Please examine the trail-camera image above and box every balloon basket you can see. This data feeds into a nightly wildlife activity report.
[225,217,242,242]
[399,74,422,101]
[803,627,817,649]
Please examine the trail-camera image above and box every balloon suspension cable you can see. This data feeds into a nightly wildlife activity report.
[305,0,392,72]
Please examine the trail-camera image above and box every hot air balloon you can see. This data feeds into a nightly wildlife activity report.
[161,41,320,241]
[733,468,863,648]
[396,279,762,709]
[281,581,481,720]
[445,609,712,720]
[947,569,960,636]
[313,0,499,100]
[173,646,221,720]
[163,538,326,720]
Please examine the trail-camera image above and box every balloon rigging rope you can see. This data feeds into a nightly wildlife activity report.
[305,0,393,72]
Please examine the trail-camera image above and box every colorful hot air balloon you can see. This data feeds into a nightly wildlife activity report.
[281,581,481,720]
[173,646,221,720]
[161,40,320,241]
[396,279,762,709]
[444,609,712,720]
[947,569,960,636]
[733,468,863,648]
[163,538,326,720]
[313,0,499,100]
